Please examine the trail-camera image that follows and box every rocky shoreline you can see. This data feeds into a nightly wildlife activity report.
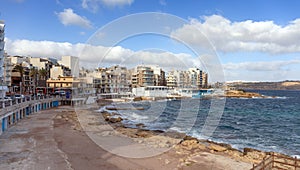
[224,90,265,98]
[96,98,299,168]
[100,108,266,165]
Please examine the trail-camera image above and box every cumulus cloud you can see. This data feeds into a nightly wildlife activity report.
[4,38,199,70]
[101,0,134,6]
[222,60,300,81]
[82,0,134,12]
[223,60,300,71]
[56,8,93,29]
[171,15,300,54]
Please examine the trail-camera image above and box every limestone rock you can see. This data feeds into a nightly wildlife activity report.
[108,117,123,123]
[135,123,146,128]
[209,144,227,152]
[136,131,151,138]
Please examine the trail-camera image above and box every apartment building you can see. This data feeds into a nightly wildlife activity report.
[0,20,8,97]
[166,70,191,88]
[46,76,80,88]
[150,65,166,86]
[166,68,208,89]
[131,65,154,87]
[59,56,79,77]
[3,53,12,87]
[92,65,131,94]
[50,65,71,79]
[131,65,166,88]
[199,70,208,88]
[166,71,177,88]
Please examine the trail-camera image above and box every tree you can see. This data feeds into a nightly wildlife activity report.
[29,67,39,94]
[29,67,39,78]
[39,68,47,81]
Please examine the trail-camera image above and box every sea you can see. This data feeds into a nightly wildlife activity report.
[105,90,300,157]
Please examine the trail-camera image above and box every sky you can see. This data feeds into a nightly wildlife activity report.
[1,0,300,82]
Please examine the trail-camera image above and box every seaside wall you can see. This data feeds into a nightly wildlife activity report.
[0,99,61,135]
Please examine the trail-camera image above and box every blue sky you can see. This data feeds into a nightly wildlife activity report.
[1,0,300,82]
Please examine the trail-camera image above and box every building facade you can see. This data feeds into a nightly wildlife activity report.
[0,20,8,97]
[59,56,79,77]
[96,65,130,93]
[46,76,80,88]
[166,71,177,88]
[50,65,71,79]
[131,65,154,87]
[166,68,208,89]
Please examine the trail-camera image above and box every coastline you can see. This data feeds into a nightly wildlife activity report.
[76,102,255,169]
[97,98,299,166]
[0,100,295,169]
[97,101,266,164]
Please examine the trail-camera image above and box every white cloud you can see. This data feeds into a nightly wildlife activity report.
[82,0,134,12]
[159,0,166,6]
[222,60,300,81]
[82,0,101,13]
[7,37,299,81]
[171,15,300,54]
[56,8,93,29]
[4,38,198,70]
[223,60,300,71]
[101,0,134,6]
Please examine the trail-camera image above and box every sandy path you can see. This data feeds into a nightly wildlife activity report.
[0,105,252,170]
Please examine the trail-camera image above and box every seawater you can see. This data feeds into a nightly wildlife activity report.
[107,90,300,156]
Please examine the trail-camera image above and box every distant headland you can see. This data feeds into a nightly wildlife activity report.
[226,80,300,90]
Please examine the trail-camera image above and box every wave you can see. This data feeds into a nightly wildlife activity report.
[124,112,149,121]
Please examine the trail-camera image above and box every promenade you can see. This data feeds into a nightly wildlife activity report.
[0,105,252,170]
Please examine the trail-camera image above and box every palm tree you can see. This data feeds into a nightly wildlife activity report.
[29,67,39,95]
[39,68,47,81]
[38,68,48,94]
[13,64,24,93]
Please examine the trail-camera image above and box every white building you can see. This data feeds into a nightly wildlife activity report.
[8,55,29,65]
[3,54,12,87]
[0,21,8,97]
[50,65,71,79]
[59,56,79,77]
[166,68,208,89]
[132,86,169,97]
[29,57,56,70]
